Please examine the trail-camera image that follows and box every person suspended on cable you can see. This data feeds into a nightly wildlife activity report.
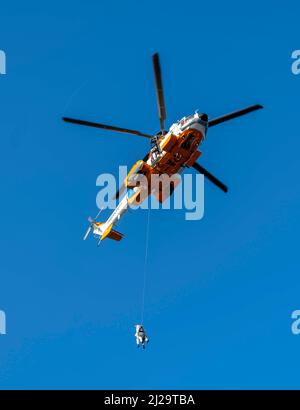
[135,325,149,349]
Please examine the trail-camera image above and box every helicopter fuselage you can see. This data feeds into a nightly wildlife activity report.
[146,112,207,175]
[122,112,207,196]
[90,113,207,241]
[68,52,262,244]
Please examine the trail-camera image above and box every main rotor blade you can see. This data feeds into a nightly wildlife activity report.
[152,53,166,132]
[62,117,152,138]
[192,162,228,193]
[208,104,263,127]
[83,226,92,241]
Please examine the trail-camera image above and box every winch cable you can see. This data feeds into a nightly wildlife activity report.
[140,205,151,325]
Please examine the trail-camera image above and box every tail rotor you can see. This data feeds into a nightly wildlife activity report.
[83,225,92,241]
[83,208,104,241]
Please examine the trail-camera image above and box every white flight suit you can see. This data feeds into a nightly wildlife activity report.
[135,325,149,349]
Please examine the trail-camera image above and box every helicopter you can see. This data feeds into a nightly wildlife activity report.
[63,53,263,243]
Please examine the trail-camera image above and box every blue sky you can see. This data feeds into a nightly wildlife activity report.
[0,0,300,389]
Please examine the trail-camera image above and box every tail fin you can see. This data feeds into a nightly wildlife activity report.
[101,223,124,241]
[107,229,123,241]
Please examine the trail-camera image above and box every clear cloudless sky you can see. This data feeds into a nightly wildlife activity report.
[0,0,300,389]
